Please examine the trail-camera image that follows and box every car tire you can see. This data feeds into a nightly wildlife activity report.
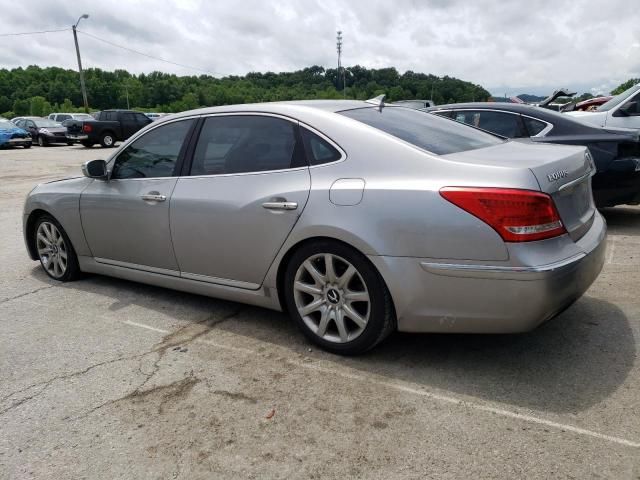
[67,142,74,146]
[33,214,81,282]
[100,132,115,148]
[37,136,47,147]
[283,240,396,355]
[24,143,31,149]
[81,141,94,148]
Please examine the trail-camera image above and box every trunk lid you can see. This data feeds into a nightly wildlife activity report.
[444,141,596,241]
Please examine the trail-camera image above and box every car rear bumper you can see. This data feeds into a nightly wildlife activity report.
[3,138,31,146]
[369,212,607,333]
[66,134,89,141]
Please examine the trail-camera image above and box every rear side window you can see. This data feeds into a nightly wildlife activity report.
[190,115,303,175]
[455,110,527,138]
[301,128,341,165]
[523,116,548,136]
[111,119,194,179]
[340,107,503,155]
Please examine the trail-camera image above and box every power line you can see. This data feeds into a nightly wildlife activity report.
[77,30,221,76]
[0,28,70,37]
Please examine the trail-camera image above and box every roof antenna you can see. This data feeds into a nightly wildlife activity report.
[365,94,386,111]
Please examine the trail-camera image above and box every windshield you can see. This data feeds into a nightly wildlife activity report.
[597,83,640,112]
[340,106,503,155]
[34,119,63,128]
[0,121,17,130]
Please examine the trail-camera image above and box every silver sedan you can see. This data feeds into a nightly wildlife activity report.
[23,99,606,354]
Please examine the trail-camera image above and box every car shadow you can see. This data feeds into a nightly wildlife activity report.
[600,205,640,235]
[35,266,635,416]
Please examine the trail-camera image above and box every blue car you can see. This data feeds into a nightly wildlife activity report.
[0,119,32,148]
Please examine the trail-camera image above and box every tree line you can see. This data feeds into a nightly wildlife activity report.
[0,65,491,118]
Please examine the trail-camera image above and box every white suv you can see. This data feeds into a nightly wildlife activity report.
[48,113,94,123]
[566,83,640,131]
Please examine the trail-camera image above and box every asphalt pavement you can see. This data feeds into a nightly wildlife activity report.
[1,144,639,479]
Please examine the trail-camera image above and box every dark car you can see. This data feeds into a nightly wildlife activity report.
[15,117,70,147]
[425,103,640,207]
[65,109,152,148]
[0,120,31,148]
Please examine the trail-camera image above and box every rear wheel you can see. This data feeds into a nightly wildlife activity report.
[66,141,74,146]
[81,141,94,148]
[284,240,395,355]
[24,143,31,149]
[100,132,115,148]
[34,215,81,282]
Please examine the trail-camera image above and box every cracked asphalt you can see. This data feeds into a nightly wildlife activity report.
[1,145,639,479]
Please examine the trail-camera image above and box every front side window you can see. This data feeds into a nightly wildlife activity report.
[340,107,503,155]
[190,115,301,176]
[111,119,194,179]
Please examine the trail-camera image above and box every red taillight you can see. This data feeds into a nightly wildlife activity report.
[82,124,92,133]
[440,187,566,242]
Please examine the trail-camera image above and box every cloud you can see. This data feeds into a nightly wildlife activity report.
[1,0,638,95]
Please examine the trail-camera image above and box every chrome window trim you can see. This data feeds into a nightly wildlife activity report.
[106,114,201,173]
[434,108,554,138]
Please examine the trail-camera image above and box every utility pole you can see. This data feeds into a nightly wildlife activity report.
[336,31,345,99]
[72,14,90,113]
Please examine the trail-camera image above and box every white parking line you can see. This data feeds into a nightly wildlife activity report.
[605,236,616,264]
[120,318,640,449]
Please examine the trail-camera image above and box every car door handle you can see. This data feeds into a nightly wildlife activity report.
[262,201,298,210]
[141,193,167,202]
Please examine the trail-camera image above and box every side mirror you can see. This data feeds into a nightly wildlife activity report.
[82,159,108,180]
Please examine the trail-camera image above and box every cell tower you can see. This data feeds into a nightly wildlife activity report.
[336,31,345,98]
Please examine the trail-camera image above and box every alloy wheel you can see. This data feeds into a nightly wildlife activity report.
[36,221,68,279]
[293,253,370,343]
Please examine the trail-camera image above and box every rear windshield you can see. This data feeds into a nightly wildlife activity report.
[340,107,503,155]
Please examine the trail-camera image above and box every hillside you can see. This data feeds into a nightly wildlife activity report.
[0,65,490,118]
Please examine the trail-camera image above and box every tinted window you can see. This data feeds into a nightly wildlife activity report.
[301,128,341,165]
[523,116,548,136]
[57,114,71,121]
[340,107,503,155]
[135,113,150,125]
[190,115,300,175]
[454,111,526,138]
[111,119,194,179]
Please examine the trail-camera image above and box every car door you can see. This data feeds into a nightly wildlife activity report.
[80,118,196,272]
[24,120,38,139]
[170,114,311,288]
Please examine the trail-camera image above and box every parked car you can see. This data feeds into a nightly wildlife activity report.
[0,119,31,148]
[426,102,640,207]
[562,96,613,112]
[14,117,70,147]
[566,82,640,131]
[65,109,152,148]
[48,112,94,123]
[391,99,436,109]
[23,99,605,354]
[145,112,167,121]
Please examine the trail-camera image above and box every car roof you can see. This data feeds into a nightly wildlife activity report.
[424,102,611,136]
[175,100,374,118]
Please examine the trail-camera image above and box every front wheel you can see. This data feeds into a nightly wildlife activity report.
[284,240,395,355]
[37,136,47,147]
[24,143,31,149]
[34,215,81,282]
[81,141,94,148]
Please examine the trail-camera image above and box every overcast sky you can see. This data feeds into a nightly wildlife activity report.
[1,0,638,96]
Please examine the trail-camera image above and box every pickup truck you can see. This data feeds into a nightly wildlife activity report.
[66,109,152,147]
[566,83,640,132]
